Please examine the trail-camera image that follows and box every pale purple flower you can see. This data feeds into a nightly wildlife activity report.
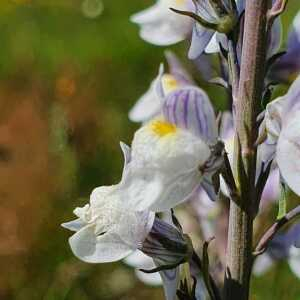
[188,0,244,59]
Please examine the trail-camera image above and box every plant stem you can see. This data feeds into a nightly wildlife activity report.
[224,1,270,299]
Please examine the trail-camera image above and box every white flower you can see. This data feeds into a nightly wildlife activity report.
[121,118,212,212]
[131,0,194,46]
[62,185,155,263]
[261,75,300,196]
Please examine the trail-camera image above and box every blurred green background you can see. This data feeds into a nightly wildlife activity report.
[0,1,299,299]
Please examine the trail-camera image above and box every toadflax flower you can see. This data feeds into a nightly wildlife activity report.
[259,74,300,196]
[129,51,194,123]
[130,0,194,46]
[122,81,223,212]
[63,195,193,300]
[62,140,196,289]
[181,0,244,59]
[61,184,155,263]
[61,143,155,263]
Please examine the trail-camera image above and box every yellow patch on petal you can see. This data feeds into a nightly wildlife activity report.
[151,120,177,137]
[174,0,185,6]
[162,74,179,94]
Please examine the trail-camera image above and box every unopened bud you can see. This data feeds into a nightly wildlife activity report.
[217,13,237,34]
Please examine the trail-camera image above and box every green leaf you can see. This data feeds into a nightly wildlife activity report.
[277,183,287,220]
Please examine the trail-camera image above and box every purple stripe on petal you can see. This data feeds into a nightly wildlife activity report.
[163,87,217,143]
[194,90,203,135]
[172,93,178,125]
[183,91,189,129]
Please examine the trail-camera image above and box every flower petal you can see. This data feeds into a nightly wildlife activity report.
[130,2,165,24]
[121,163,202,211]
[205,33,220,53]
[267,17,282,58]
[129,78,161,122]
[155,261,180,300]
[121,121,211,211]
[236,0,245,14]
[135,269,162,286]
[137,23,190,46]
[68,206,155,263]
[220,111,234,140]
[124,250,156,269]
[120,141,131,166]
[276,111,300,196]
[69,224,134,263]
[61,218,86,232]
[124,250,163,286]
[131,1,192,46]
[260,168,280,206]
[267,97,286,139]
[284,74,300,114]
[188,24,215,59]
[165,50,194,85]
[205,33,228,54]
[162,87,217,143]
[195,0,219,22]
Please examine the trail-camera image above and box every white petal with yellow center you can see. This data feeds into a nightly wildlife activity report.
[121,119,211,211]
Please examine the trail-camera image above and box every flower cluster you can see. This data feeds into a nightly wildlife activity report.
[63,2,300,299]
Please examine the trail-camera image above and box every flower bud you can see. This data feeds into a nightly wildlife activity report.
[140,217,193,270]
[217,13,237,34]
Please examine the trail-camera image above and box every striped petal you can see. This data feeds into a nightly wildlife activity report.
[162,87,218,143]
[188,24,215,59]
